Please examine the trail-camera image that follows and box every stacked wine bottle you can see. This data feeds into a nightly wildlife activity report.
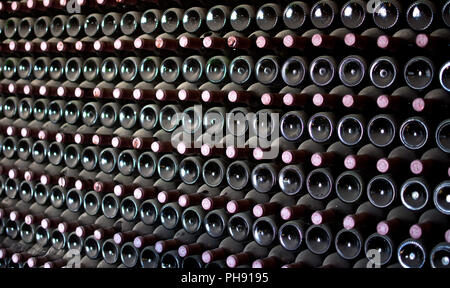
[0,0,449,269]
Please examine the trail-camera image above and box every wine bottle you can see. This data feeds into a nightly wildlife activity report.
[344,28,384,51]
[179,205,205,234]
[226,189,269,214]
[227,211,253,242]
[159,202,183,230]
[282,140,324,165]
[337,114,366,146]
[335,170,367,204]
[280,56,309,87]
[335,227,368,260]
[252,245,295,268]
[377,205,418,237]
[344,144,385,170]
[305,223,338,256]
[283,249,323,268]
[400,177,432,211]
[312,198,355,226]
[367,174,399,208]
[429,242,450,268]
[160,8,184,34]
[377,146,416,174]
[311,141,354,168]
[250,163,279,193]
[310,0,338,29]
[205,5,230,32]
[413,89,450,114]
[306,168,336,200]
[377,29,417,52]
[367,114,398,148]
[397,238,427,268]
[377,86,417,111]
[283,1,310,30]
[229,4,255,33]
[364,233,395,266]
[226,241,270,268]
[410,148,449,176]
[439,61,450,92]
[278,219,308,251]
[135,199,161,227]
[307,112,336,143]
[399,117,431,150]
[283,29,318,52]
[416,28,450,51]
[406,0,436,31]
[372,0,402,30]
[338,55,368,87]
[119,10,141,36]
[155,229,199,255]
[369,56,399,89]
[200,186,242,211]
[434,180,450,215]
[404,56,434,90]
[280,194,324,221]
[343,201,385,230]
[252,215,281,247]
[409,209,448,240]
[224,161,253,191]
[309,56,337,87]
[201,237,244,264]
